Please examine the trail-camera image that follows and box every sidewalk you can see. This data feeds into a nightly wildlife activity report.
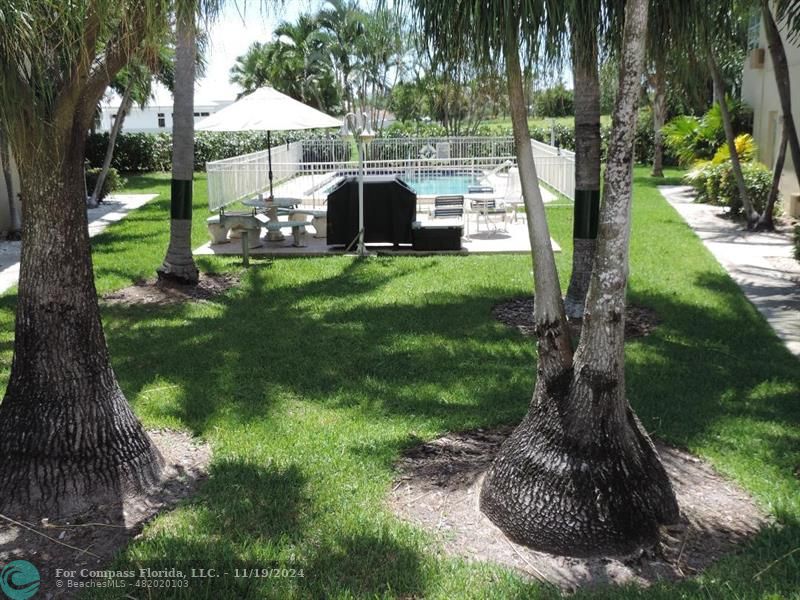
[0,194,157,295]
[659,185,800,358]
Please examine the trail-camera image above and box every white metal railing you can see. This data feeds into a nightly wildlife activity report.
[365,136,516,162]
[206,141,303,211]
[205,137,575,211]
[530,139,575,200]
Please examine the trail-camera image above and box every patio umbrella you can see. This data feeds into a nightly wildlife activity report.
[196,86,341,197]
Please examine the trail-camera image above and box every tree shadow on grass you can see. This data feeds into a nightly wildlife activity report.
[102,257,533,436]
[91,253,800,596]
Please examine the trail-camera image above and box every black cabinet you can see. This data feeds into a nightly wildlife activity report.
[326,176,417,246]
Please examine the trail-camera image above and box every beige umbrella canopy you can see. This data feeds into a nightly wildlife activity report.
[196,86,341,195]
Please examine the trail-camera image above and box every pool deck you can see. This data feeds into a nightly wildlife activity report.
[194,212,562,258]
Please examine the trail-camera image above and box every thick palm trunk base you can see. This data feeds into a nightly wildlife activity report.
[480,374,680,557]
[158,218,199,284]
[0,143,165,517]
[0,389,164,516]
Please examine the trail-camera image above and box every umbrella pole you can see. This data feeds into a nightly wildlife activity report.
[267,130,274,198]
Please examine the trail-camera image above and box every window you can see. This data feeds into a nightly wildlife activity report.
[200,112,210,117]
[748,10,761,50]
[157,113,165,128]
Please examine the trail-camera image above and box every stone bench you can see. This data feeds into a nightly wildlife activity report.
[286,209,327,239]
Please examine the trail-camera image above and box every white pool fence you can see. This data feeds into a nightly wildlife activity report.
[206,136,575,211]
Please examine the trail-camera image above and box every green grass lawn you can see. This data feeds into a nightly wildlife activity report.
[1,168,799,598]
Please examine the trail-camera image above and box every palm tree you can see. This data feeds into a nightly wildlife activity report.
[90,47,175,208]
[0,127,19,237]
[230,42,272,96]
[762,0,800,190]
[318,0,364,113]
[157,1,209,284]
[563,0,603,320]
[409,0,678,555]
[0,0,168,517]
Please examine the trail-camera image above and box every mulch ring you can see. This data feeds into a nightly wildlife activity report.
[389,427,770,592]
[0,430,211,598]
[493,297,660,340]
[102,273,240,306]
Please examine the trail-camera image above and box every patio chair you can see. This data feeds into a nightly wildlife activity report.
[503,166,525,224]
[473,198,508,233]
[430,195,468,237]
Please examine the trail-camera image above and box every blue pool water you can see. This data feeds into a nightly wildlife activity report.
[324,173,483,196]
[403,174,481,196]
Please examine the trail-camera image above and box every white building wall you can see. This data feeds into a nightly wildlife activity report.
[98,103,227,134]
[741,5,800,215]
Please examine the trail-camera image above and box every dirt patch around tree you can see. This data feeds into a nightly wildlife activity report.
[493,297,660,340]
[102,273,240,306]
[0,430,211,598]
[389,427,770,592]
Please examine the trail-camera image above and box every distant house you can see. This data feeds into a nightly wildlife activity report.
[98,84,234,134]
[741,5,800,217]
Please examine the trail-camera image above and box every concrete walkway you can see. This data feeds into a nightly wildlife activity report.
[660,185,800,358]
[0,194,157,295]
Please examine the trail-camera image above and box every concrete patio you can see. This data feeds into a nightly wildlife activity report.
[194,208,563,258]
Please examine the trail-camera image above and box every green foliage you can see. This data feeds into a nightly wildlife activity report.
[85,131,347,173]
[687,160,776,215]
[711,133,757,164]
[532,81,574,117]
[662,100,753,167]
[794,225,800,262]
[84,167,126,200]
[4,168,797,598]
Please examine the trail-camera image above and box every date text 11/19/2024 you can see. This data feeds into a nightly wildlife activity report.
[54,567,306,580]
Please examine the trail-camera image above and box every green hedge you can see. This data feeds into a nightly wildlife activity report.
[87,113,674,173]
[794,225,800,262]
[85,130,345,173]
[686,160,776,215]
[84,167,126,200]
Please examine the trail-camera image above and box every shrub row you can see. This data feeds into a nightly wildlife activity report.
[794,225,800,262]
[685,161,776,215]
[87,111,674,173]
[85,131,346,173]
[84,167,126,200]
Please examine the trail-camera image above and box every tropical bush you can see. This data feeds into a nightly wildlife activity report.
[662,100,752,167]
[85,131,345,173]
[532,82,574,117]
[84,167,126,200]
[685,159,775,215]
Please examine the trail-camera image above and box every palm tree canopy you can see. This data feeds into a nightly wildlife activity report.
[0,0,170,157]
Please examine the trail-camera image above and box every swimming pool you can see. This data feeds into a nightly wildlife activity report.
[402,173,482,196]
[323,172,484,197]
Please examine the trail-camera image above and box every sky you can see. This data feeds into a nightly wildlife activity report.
[196,1,320,103]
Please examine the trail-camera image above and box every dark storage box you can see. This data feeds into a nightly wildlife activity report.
[411,224,463,251]
[326,176,417,246]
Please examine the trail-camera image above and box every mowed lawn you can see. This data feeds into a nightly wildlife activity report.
[0,168,798,598]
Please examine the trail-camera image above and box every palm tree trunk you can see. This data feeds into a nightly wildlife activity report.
[158,11,199,284]
[0,124,163,516]
[758,121,788,231]
[481,0,679,557]
[708,49,759,226]
[651,62,667,177]
[89,82,133,208]
[564,10,601,320]
[762,0,800,189]
[0,128,20,236]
